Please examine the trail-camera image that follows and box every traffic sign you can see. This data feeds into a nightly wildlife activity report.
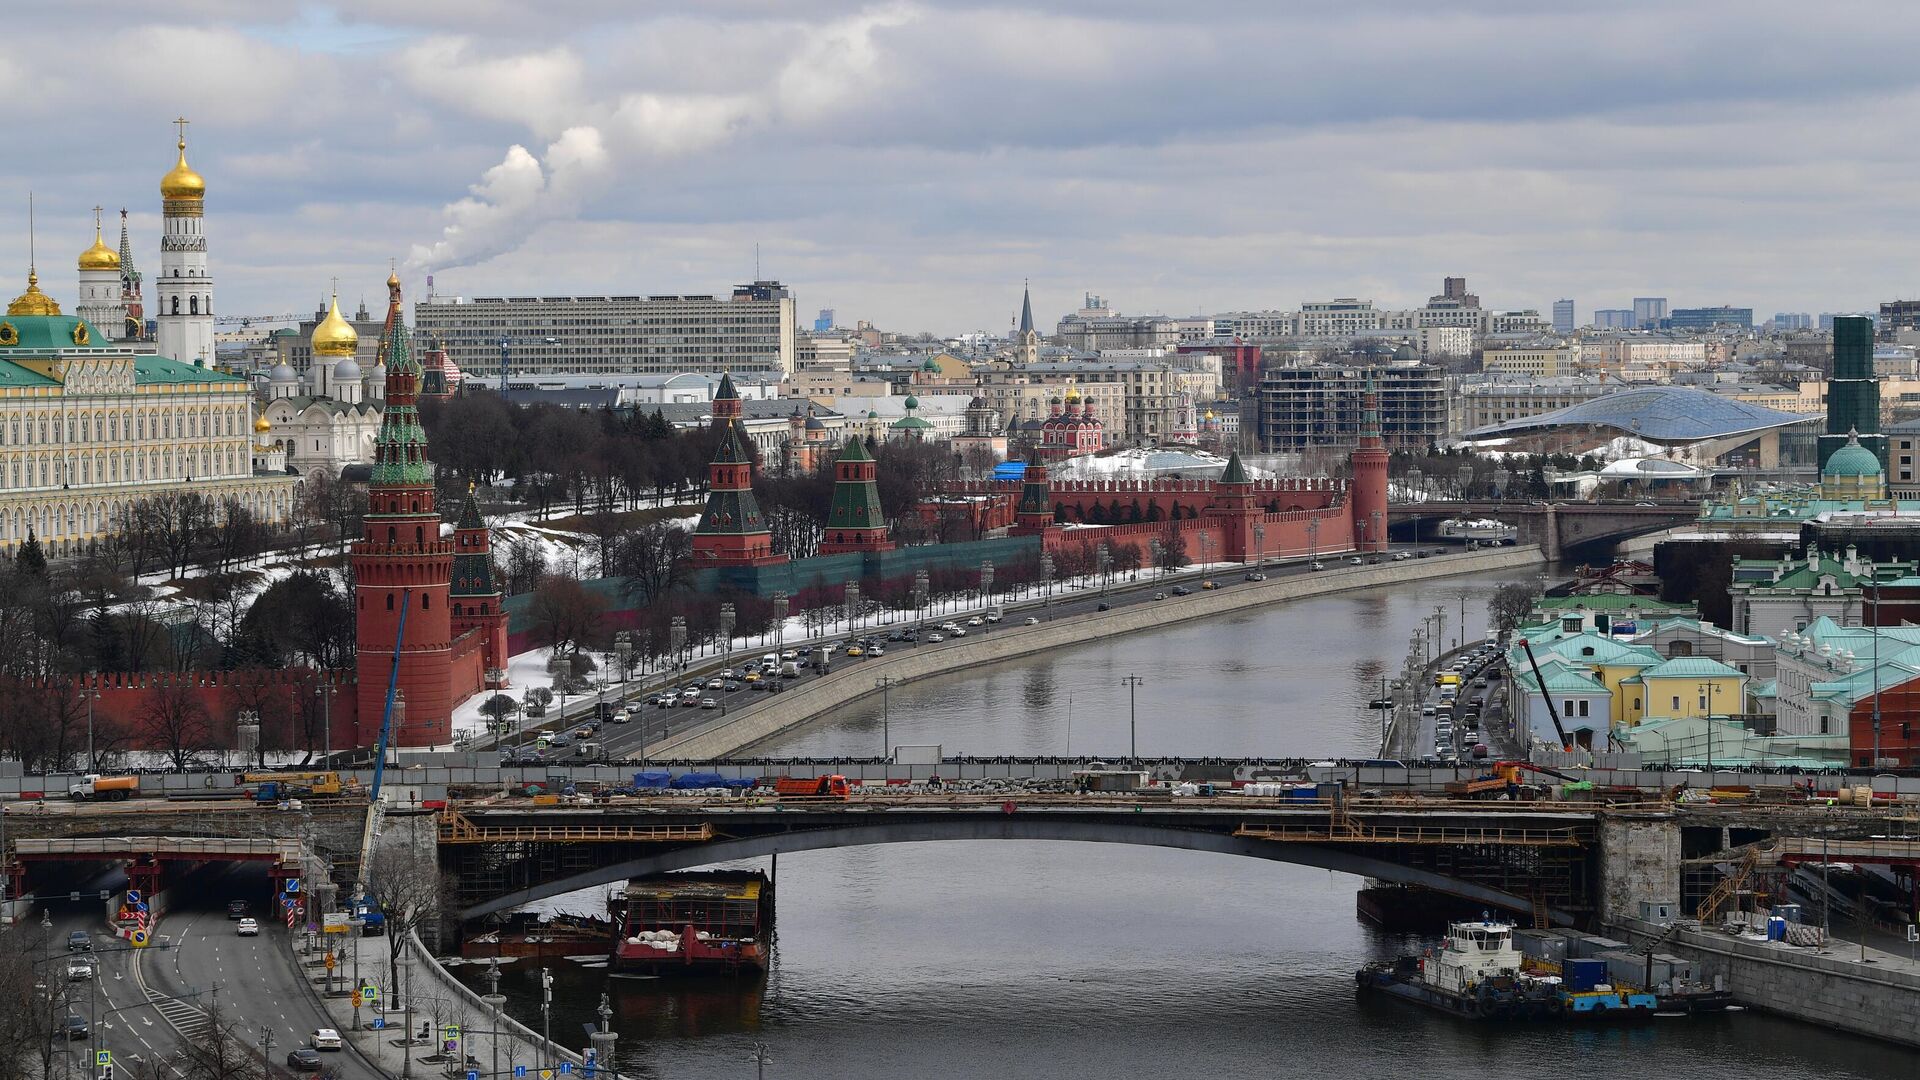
[444,1025,461,1039]
[363,986,380,1002]
[130,929,148,947]
[96,1052,111,1067]
[125,890,141,905]
[285,878,301,894]
[514,1068,526,1078]
[372,1018,385,1030]
[467,1072,478,1080]
[324,953,336,971]
[559,1063,572,1074]
[351,991,362,1008]
[540,1070,553,1080]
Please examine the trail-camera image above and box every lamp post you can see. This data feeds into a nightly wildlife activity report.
[540,967,553,1073]
[1149,538,1163,580]
[316,678,334,766]
[483,960,507,1080]
[875,675,894,759]
[772,592,788,666]
[1252,524,1265,573]
[1121,674,1145,760]
[83,668,101,768]
[348,916,365,1029]
[1039,552,1055,619]
[614,631,632,698]
[718,605,735,714]
[841,584,857,636]
[913,570,929,632]
[1096,544,1111,596]
[980,560,995,614]
[1307,517,1319,565]
[669,617,687,679]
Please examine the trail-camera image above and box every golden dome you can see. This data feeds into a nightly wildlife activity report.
[311,294,359,357]
[7,270,61,317]
[253,414,272,434]
[78,225,119,272]
[161,139,206,200]
[386,269,401,289]
[1064,386,1081,403]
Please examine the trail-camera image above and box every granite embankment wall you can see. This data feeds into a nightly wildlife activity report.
[1612,914,1920,1049]
[654,545,1548,761]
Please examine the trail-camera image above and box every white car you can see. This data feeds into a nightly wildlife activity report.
[925,632,945,643]
[236,917,259,936]
[1024,617,1040,626]
[966,616,984,626]
[66,959,94,981]
[310,1029,343,1051]
[985,612,1003,623]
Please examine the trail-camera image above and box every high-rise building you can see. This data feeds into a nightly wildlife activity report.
[1632,297,1668,330]
[1818,315,1885,473]
[1253,363,1447,451]
[156,123,215,365]
[1668,306,1753,331]
[1880,300,1920,339]
[1823,312,1876,332]
[1552,299,1576,334]
[1593,308,1635,330]
[813,308,835,332]
[413,282,798,381]
[1772,313,1813,331]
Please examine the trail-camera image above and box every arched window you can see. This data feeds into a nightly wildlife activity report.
[387,526,396,544]
[189,296,199,315]
[421,594,429,610]
[171,296,180,315]
[386,594,394,611]
[415,526,424,545]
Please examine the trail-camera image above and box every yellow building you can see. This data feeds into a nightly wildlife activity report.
[0,271,297,556]
[1626,656,1747,724]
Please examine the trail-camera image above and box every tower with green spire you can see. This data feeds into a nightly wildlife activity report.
[450,483,510,683]
[819,437,894,554]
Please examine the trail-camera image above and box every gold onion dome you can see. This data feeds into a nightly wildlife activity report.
[311,295,359,357]
[253,414,272,434]
[78,227,119,271]
[7,270,61,316]
[161,139,205,200]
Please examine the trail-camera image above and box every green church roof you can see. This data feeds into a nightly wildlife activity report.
[1824,441,1882,477]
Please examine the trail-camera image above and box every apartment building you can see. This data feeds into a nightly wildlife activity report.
[1254,363,1448,451]
[1482,345,1581,378]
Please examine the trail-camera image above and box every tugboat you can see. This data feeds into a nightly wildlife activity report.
[1357,919,1657,1022]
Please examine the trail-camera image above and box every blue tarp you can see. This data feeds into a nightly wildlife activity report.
[632,771,672,789]
[671,772,729,789]
[993,460,1029,481]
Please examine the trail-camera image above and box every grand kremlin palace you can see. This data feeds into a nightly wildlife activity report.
[0,130,297,556]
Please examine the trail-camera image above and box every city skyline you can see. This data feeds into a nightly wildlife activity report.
[4,2,1920,333]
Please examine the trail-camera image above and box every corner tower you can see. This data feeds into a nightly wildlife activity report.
[352,272,455,748]
[1348,377,1389,552]
[449,484,511,686]
[156,120,214,365]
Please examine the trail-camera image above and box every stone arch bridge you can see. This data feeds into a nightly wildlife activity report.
[1390,501,1696,559]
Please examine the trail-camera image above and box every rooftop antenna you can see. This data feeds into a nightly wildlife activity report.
[26,191,35,276]
[754,242,761,281]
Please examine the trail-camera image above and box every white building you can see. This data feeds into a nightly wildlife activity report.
[155,126,215,367]
[413,281,798,380]
[1299,299,1382,337]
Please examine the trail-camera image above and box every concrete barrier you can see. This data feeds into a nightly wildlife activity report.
[654,545,1548,760]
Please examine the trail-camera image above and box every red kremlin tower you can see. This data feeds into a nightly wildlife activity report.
[690,374,787,565]
[1348,376,1390,553]
[352,273,456,746]
[818,437,893,554]
[449,483,511,687]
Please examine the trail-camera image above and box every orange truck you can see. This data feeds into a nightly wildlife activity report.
[68,775,139,801]
[769,775,852,800]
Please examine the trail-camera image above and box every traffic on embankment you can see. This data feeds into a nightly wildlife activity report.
[650,543,1548,760]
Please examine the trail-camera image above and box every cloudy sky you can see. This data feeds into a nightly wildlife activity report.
[4,0,1917,334]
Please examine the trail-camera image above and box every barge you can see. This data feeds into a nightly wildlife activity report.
[1357,919,1657,1022]
[610,871,773,975]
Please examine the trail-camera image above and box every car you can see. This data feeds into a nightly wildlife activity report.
[679,695,699,708]
[66,931,91,952]
[867,645,886,657]
[1096,602,1111,611]
[1201,580,1219,590]
[574,726,594,739]
[719,668,735,679]
[700,697,719,710]
[742,670,760,682]
[706,678,724,690]
[63,1015,89,1040]
[236,917,259,936]
[1244,572,1267,581]
[1347,556,1363,565]
[1171,585,1192,596]
[656,695,673,709]
[66,959,94,981]
[286,1049,324,1071]
[549,733,573,747]
[966,616,984,626]
[1415,550,1429,558]
[1310,562,1325,571]
[949,627,967,637]
[925,632,945,643]
[1152,591,1168,600]
[609,710,632,724]
[985,611,1003,623]
[845,646,865,657]
[724,680,742,692]
[227,900,250,920]
[310,1029,343,1051]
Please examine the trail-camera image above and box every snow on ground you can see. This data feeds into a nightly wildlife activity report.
[1051,447,1270,480]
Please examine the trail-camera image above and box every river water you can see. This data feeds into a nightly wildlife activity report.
[466,568,1920,1079]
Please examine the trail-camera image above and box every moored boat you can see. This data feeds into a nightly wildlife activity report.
[1357,919,1657,1022]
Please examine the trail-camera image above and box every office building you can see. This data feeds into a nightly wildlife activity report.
[1633,297,1668,329]
[813,308,835,332]
[1552,299,1576,334]
[1668,306,1754,331]
[1299,299,1383,337]
[1818,315,1884,472]
[1482,345,1581,378]
[1773,312,1813,331]
[412,281,798,382]
[1881,300,1920,339]
[1594,308,1635,330]
[1430,277,1479,308]
[1254,363,1447,452]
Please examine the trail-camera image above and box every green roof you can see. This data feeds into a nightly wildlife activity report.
[1824,441,1882,477]
[133,354,245,385]
[0,314,111,353]
[1642,656,1745,680]
[836,435,871,462]
[890,415,933,429]
[1535,594,1691,611]
[0,358,59,387]
[1513,659,1610,695]
[1535,633,1663,667]
[1219,451,1248,484]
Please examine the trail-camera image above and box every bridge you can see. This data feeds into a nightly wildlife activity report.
[436,795,1604,926]
[1390,500,1698,558]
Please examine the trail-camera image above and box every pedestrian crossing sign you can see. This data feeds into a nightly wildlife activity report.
[96,1052,111,1067]
[513,1068,526,1078]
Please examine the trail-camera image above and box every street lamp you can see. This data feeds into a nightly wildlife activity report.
[875,675,895,759]
[1121,674,1145,760]
[772,592,788,665]
[980,560,995,613]
[1149,538,1162,579]
[718,604,735,715]
[1251,524,1264,573]
[669,617,687,678]
[1039,552,1055,619]
[1307,517,1319,565]
[614,631,632,696]
[82,674,102,772]
[1096,544,1111,595]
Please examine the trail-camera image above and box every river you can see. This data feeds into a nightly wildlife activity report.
[463,567,1920,1079]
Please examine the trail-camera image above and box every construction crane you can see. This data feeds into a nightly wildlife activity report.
[496,335,560,395]
[1519,637,1573,752]
[354,588,411,903]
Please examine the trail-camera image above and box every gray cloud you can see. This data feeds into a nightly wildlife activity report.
[2,1,1918,331]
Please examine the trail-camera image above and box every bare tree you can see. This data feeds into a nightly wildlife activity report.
[138,681,214,769]
[614,519,690,604]
[527,575,607,657]
[175,1003,266,1080]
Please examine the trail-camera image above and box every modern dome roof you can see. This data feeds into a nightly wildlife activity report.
[1462,386,1816,444]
